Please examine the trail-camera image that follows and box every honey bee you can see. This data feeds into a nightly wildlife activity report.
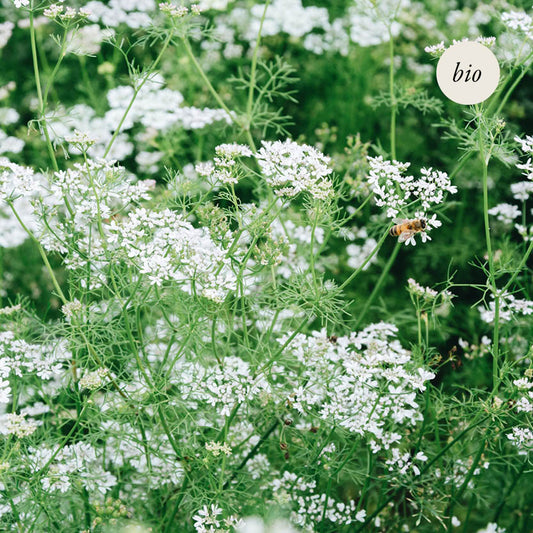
[389,218,427,243]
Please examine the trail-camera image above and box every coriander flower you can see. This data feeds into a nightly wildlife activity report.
[502,11,533,39]
[12,0,30,8]
[407,278,438,299]
[425,41,445,56]
[488,203,521,224]
[515,134,533,154]
[1,413,38,438]
[256,139,334,200]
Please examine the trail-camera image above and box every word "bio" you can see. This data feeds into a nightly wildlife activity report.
[452,62,481,83]
[436,41,499,105]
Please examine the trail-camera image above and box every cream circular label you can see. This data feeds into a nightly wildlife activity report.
[436,41,500,105]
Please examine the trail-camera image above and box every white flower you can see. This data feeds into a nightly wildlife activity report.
[13,0,30,8]
[502,11,533,39]
[1,413,38,438]
[515,134,533,154]
[425,41,445,56]
[256,139,334,200]
[511,181,533,200]
[488,203,521,224]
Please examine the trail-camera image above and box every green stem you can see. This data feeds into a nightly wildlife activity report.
[445,437,486,528]
[339,226,391,291]
[478,120,500,391]
[163,473,190,533]
[388,28,396,159]
[223,419,279,489]
[245,0,271,150]
[104,30,174,157]
[354,241,401,328]
[8,203,66,303]
[29,8,58,172]
[181,36,238,128]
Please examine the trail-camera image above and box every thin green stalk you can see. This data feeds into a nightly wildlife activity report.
[445,437,486,529]
[223,419,279,490]
[388,28,396,159]
[354,240,401,328]
[8,203,66,303]
[42,31,68,107]
[502,238,533,294]
[181,36,238,128]
[478,121,500,391]
[104,30,174,157]
[163,473,190,533]
[493,459,528,524]
[29,8,58,172]
[245,0,271,150]
[339,226,391,291]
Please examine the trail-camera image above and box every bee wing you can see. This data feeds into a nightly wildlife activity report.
[392,217,410,224]
[398,230,415,243]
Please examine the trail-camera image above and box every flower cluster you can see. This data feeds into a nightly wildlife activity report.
[366,156,456,230]
[269,470,366,529]
[256,139,334,200]
[84,0,155,29]
[502,11,533,39]
[107,207,237,301]
[277,324,435,450]
[0,413,38,438]
[30,442,117,494]
[425,36,497,57]
[193,504,241,533]
[478,292,533,324]
[385,448,428,478]
[0,331,70,405]
[196,143,252,185]
[345,227,378,271]
[79,367,111,391]
[48,75,232,163]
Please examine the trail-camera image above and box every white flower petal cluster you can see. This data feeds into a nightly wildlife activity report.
[478,293,533,324]
[425,36,496,57]
[0,128,22,155]
[438,458,489,489]
[346,227,378,270]
[348,0,408,47]
[277,324,434,449]
[30,442,117,495]
[269,471,366,528]
[12,0,30,8]
[0,22,14,49]
[108,207,236,301]
[196,143,252,184]
[511,180,533,201]
[0,332,70,405]
[0,157,39,202]
[79,367,111,391]
[171,356,269,416]
[84,0,156,28]
[507,426,533,455]
[193,504,241,533]
[48,76,231,162]
[65,24,115,56]
[256,139,334,200]
[488,203,521,224]
[367,156,457,220]
[0,413,38,438]
[502,11,533,39]
[386,448,428,477]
